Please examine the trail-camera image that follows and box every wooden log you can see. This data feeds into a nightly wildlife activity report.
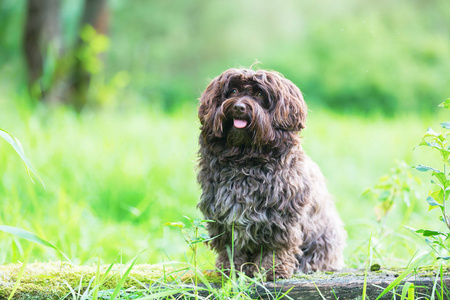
[257,268,450,299]
[0,263,448,299]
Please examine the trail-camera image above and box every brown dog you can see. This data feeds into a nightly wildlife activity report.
[197,68,346,280]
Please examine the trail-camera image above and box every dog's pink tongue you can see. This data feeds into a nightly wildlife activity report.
[234,119,248,129]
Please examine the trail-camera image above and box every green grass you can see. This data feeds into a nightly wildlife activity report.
[0,98,446,269]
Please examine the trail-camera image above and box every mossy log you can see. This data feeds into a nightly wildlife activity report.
[259,267,450,300]
[0,262,449,299]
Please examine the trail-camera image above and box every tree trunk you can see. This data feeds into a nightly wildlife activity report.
[69,0,109,111]
[23,0,61,93]
[22,0,109,111]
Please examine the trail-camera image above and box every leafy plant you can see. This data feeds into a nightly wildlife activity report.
[165,216,215,299]
[361,162,421,267]
[406,99,450,261]
[362,161,421,223]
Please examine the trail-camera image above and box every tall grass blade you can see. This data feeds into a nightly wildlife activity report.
[109,254,140,300]
[430,267,440,300]
[439,264,445,300]
[400,282,413,300]
[81,276,96,300]
[362,234,372,300]
[7,245,32,300]
[92,257,101,300]
[273,286,294,300]
[75,274,84,299]
[408,284,415,300]
[0,129,45,188]
[0,225,69,261]
[312,281,327,300]
[139,288,192,300]
[63,280,77,300]
[375,253,427,300]
[87,260,116,299]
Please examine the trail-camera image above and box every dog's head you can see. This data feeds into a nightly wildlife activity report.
[199,68,307,147]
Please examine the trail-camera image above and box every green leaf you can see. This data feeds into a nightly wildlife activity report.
[439,216,450,227]
[0,225,69,261]
[200,219,215,223]
[430,189,443,203]
[404,225,417,232]
[426,141,444,150]
[441,122,450,129]
[415,229,446,237]
[438,98,450,109]
[0,129,45,188]
[415,165,440,173]
[164,222,185,228]
[199,233,210,239]
[378,190,391,201]
[432,171,448,187]
[437,256,450,260]
[361,188,375,199]
[426,196,443,208]
[423,127,440,137]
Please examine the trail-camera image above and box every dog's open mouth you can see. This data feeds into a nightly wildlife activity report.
[233,119,248,129]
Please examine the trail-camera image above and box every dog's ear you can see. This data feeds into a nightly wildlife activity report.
[198,70,237,125]
[199,70,238,137]
[266,72,307,131]
[198,76,221,127]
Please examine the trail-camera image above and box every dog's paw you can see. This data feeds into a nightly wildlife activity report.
[265,270,292,281]
[240,263,258,277]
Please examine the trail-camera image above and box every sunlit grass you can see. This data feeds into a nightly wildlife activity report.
[0,99,445,269]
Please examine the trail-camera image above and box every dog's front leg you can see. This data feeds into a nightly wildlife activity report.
[215,249,249,276]
[256,249,297,280]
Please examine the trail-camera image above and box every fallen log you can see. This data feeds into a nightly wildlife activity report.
[0,262,448,299]
[257,268,450,299]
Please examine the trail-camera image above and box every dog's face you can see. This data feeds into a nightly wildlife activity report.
[199,68,307,147]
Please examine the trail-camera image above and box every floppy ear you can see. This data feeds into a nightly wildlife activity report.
[269,73,307,131]
[198,69,240,137]
[198,76,221,127]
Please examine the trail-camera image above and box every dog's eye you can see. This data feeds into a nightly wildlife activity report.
[227,88,238,97]
[256,91,267,100]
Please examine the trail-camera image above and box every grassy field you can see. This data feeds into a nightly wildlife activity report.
[0,98,446,271]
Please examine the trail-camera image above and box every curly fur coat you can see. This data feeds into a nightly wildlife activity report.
[197,68,346,280]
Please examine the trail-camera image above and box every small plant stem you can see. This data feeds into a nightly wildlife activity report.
[444,164,450,231]
[194,225,198,300]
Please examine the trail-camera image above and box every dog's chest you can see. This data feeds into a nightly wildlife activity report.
[209,164,288,225]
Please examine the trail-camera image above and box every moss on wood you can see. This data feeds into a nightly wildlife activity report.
[0,263,449,300]
[0,262,206,299]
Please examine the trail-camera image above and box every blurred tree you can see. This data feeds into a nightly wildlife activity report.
[23,0,109,111]
[23,0,61,86]
[69,0,108,111]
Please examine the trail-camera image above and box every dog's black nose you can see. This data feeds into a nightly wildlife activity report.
[233,103,247,114]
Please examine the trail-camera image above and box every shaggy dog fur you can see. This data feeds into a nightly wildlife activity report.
[197,68,346,280]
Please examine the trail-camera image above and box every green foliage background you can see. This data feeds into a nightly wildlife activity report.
[1,0,450,113]
[0,0,449,268]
